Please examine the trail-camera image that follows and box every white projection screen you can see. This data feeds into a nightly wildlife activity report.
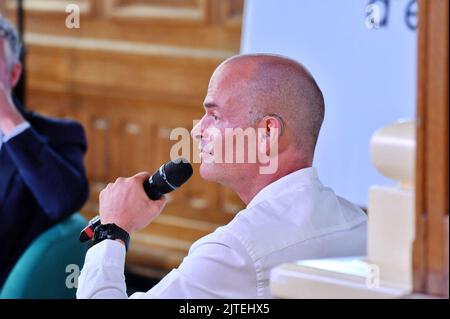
[241,0,418,206]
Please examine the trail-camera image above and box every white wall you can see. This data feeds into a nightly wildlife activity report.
[241,0,417,206]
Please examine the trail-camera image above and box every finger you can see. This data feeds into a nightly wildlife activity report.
[99,188,107,200]
[153,195,168,207]
[115,177,125,183]
[132,171,151,183]
[100,183,112,197]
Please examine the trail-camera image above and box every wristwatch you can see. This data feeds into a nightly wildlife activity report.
[91,223,130,251]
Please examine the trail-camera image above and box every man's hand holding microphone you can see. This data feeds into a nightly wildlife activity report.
[99,172,167,235]
[80,158,193,250]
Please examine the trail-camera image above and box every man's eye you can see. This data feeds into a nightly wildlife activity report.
[211,114,219,121]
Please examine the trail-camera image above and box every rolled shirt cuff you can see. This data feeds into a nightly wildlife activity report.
[84,239,127,269]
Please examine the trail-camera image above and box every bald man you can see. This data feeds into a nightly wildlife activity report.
[77,54,367,299]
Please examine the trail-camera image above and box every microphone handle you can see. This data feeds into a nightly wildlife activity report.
[143,178,164,200]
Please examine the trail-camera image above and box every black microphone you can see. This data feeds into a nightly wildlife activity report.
[143,158,193,200]
[79,158,193,243]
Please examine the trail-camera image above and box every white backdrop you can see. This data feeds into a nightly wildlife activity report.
[241,0,417,206]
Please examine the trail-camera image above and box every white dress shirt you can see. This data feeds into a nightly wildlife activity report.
[77,167,367,299]
[0,122,31,151]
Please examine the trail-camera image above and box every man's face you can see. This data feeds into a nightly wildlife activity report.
[191,65,259,185]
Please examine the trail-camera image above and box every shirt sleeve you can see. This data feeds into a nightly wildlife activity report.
[76,240,128,299]
[77,232,257,299]
[2,121,31,143]
[131,235,257,299]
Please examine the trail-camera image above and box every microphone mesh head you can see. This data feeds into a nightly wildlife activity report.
[163,158,193,188]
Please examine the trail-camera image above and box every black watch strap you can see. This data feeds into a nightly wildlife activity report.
[91,223,130,251]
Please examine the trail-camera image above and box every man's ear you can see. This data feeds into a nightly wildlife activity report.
[10,62,23,88]
[257,116,282,155]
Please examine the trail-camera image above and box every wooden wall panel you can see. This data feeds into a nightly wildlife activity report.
[5,0,245,277]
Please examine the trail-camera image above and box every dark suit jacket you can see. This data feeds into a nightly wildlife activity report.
[0,111,89,287]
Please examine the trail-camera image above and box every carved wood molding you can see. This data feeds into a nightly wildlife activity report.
[6,0,243,27]
[5,0,92,15]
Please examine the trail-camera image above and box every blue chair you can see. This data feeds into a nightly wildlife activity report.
[0,213,88,299]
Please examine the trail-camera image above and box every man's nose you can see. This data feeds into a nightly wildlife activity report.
[191,120,202,141]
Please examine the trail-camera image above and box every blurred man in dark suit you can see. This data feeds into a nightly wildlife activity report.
[0,16,89,287]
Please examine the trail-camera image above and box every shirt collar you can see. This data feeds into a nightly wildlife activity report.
[247,167,320,208]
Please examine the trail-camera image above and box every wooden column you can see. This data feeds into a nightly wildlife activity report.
[414,0,449,298]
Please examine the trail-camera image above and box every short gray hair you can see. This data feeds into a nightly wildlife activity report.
[0,15,22,67]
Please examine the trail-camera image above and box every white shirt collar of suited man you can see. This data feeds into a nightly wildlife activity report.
[0,121,30,150]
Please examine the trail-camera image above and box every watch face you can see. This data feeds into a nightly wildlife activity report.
[92,224,129,251]
[99,229,110,239]
[95,224,111,240]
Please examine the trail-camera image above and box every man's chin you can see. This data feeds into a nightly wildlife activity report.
[199,161,222,182]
